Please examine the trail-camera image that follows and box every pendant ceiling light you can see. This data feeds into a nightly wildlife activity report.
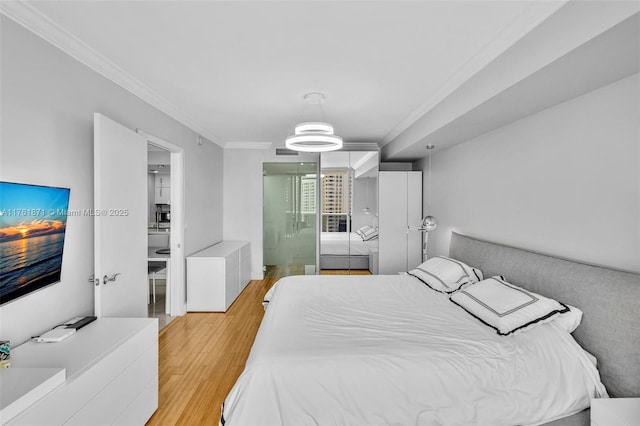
[285,93,343,152]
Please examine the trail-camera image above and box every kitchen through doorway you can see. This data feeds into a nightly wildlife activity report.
[147,144,173,329]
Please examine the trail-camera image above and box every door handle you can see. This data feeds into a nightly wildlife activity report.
[103,273,121,285]
[88,274,100,286]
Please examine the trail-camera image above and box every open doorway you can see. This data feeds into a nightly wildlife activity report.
[140,129,186,331]
[147,144,172,329]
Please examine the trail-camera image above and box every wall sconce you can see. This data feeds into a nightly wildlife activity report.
[413,144,438,262]
[409,215,438,262]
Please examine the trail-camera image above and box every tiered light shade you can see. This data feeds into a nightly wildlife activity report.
[285,121,343,152]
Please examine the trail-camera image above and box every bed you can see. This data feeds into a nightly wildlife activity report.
[222,233,640,425]
[320,231,378,270]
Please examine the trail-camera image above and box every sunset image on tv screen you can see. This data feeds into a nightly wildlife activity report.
[0,182,70,304]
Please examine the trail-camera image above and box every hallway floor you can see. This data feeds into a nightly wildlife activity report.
[147,280,175,330]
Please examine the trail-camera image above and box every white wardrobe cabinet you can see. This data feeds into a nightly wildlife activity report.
[186,241,251,312]
[378,171,422,274]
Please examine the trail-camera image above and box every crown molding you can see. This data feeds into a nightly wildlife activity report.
[0,1,223,147]
[224,141,273,150]
[351,151,378,170]
[379,0,569,147]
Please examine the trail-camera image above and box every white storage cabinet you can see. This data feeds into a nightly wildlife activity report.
[378,171,422,274]
[6,318,158,425]
[187,241,251,312]
[368,247,379,275]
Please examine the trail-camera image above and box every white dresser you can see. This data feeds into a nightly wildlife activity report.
[186,241,251,312]
[5,318,158,425]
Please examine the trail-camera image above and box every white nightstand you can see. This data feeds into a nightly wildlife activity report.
[591,398,640,426]
[368,247,379,275]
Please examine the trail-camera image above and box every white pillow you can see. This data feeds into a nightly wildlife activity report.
[408,256,483,293]
[362,227,378,241]
[553,304,583,333]
[356,225,372,236]
[450,276,569,336]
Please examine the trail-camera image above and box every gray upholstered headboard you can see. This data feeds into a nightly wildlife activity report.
[449,232,640,398]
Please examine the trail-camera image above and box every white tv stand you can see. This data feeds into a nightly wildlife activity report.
[3,318,158,425]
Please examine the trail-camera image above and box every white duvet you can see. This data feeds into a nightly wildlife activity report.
[222,275,607,426]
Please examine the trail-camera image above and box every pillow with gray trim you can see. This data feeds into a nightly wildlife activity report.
[553,304,583,333]
[356,225,373,237]
[362,227,378,241]
[408,256,483,293]
[450,276,570,336]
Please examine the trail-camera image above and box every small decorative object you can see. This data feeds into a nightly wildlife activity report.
[0,340,10,368]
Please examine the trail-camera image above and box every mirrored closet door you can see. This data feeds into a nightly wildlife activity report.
[320,151,379,274]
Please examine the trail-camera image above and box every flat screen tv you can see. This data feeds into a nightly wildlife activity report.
[0,181,71,305]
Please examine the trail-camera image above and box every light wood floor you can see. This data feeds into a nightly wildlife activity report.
[147,278,275,425]
[147,271,369,425]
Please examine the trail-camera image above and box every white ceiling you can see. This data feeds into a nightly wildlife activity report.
[3,1,638,160]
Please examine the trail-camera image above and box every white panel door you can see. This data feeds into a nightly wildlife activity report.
[407,172,423,270]
[94,113,147,317]
[378,172,407,274]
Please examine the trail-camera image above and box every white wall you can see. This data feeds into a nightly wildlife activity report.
[0,17,223,345]
[414,74,639,273]
[223,149,319,278]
